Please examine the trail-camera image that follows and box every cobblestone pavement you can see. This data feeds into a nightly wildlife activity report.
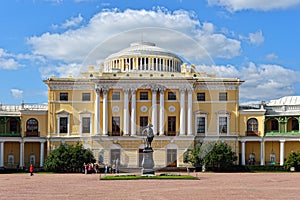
[1,172,300,200]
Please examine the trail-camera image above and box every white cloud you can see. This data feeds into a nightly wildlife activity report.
[207,0,300,12]
[39,63,82,79]
[197,62,300,102]
[52,14,83,30]
[239,30,264,46]
[27,7,241,78]
[10,89,23,99]
[265,53,278,61]
[0,48,21,70]
[248,30,264,46]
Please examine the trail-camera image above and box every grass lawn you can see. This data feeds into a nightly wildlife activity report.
[100,174,199,180]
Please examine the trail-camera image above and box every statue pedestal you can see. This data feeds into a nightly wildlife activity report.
[141,147,155,175]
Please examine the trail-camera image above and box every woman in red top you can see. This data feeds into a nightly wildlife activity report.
[29,164,34,176]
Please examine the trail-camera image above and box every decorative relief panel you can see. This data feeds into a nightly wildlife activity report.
[168,106,176,112]
[112,106,119,113]
[140,106,148,112]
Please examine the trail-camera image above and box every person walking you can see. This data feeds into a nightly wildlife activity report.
[29,164,34,176]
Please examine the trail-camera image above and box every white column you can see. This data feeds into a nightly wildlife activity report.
[103,89,108,135]
[123,89,129,135]
[260,140,265,166]
[95,88,100,135]
[180,88,186,136]
[131,90,137,136]
[40,142,45,167]
[20,141,24,168]
[280,140,285,166]
[152,88,158,135]
[0,142,4,167]
[187,89,193,136]
[159,89,165,135]
[241,141,246,166]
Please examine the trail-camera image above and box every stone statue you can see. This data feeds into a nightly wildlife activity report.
[143,123,154,149]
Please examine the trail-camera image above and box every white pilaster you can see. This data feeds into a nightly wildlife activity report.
[131,90,137,136]
[280,140,285,166]
[20,141,24,168]
[159,89,165,135]
[40,142,45,167]
[103,89,108,135]
[151,88,157,135]
[0,142,4,167]
[187,89,193,136]
[260,140,265,166]
[180,88,186,136]
[95,87,100,135]
[241,141,246,166]
[123,89,129,135]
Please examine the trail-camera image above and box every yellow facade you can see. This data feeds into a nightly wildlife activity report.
[2,42,300,170]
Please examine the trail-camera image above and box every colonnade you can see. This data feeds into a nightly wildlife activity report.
[94,86,194,136]
[0,141,45,168]
[240,140,286,166]
[104,57,182,72]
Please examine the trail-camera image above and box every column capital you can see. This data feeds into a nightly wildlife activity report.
[95,86,101,95]
[131,89,136,95]
[123,88,130,93]
[179,87,187,93]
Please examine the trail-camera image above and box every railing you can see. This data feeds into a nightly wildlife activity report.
[0,104,48,112]
[0,132,21,137]
[25,131,40,137]
[246,131,261,136]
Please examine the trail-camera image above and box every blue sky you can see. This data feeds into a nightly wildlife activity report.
[1,0,300,105]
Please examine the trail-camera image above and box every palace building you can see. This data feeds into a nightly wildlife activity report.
[1,42,300,170]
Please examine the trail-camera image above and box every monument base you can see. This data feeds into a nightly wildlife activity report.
[141,147,155,175]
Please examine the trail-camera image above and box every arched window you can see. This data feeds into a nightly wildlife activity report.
[26,118,38,133]
[7,118,20,133]
[247,118,258,136]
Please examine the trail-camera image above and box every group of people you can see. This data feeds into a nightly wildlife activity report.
[83,163,100,174]
[104,159,119,174]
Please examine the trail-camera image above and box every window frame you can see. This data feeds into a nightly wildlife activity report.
[139,92,149,100]
[112,91,121,101]
[59,92,68,101]
[82,93,91,101]
[219,92,227,101]
[168,92,176,101]
[197,93,205,101]
[195,114,206,135]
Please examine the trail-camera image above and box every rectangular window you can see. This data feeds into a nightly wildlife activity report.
[219,92,227,101]
[197,117,205,134]
[140,116,148,134]
[168,92,176,100]
[59,117,68,133]
[82,117,90,133]
[219,116,228,134]
[167,116,176,136]
[112,116,120,136]
[167,149,177,167]
[292,119,299,131]
[60,93,68,101]
[140,92,148,100]
[82,93,91,101]
[197,93,205,101]
[112,92,120,100]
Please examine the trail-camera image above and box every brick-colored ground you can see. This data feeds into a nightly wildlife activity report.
[1,172,300,200]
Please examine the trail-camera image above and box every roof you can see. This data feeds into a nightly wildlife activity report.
[268,96,300,106]
[105,42,182,61]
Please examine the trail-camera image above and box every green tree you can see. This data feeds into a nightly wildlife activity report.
[284,151,300,171]
[44,143,95,172]
[184,142,237,171]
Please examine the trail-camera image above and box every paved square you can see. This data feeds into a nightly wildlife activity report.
[1,172,300,199]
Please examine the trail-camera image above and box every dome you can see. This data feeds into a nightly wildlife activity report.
[103,42,183,73]
[106,42,181,60]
